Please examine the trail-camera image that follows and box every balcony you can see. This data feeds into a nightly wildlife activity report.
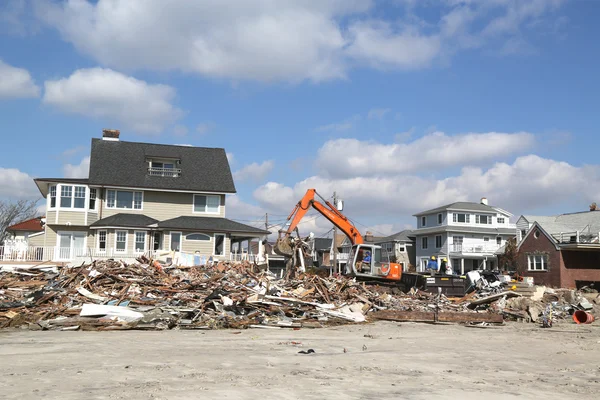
[451,244,502,254]
[148,167,181,177]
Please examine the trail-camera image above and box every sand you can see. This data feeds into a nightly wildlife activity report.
[1,321,599,399]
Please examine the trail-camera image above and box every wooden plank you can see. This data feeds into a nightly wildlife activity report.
[371,310,503,324]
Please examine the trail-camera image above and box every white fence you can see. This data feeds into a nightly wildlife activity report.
[0,246,157,262]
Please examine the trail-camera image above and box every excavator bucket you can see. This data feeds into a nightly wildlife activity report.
[274,236,295,257]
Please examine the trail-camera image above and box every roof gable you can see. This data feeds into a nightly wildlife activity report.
[518,221,560,251]
[7,217,44,232]
[88,139,236,193]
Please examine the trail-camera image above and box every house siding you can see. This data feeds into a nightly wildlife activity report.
[100,190,226,220]
[517,228,561,287]
[559,250,600,289]
[55,211,87,226]
[27,233,46,247]
[516,217,530,243]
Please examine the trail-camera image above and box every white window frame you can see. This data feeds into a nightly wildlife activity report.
[170,231,182,251]
[213,233,226,256]
[134,231,146,253]
[185,233,211,241]
[437,213,443,224]
[421,237,428,250]
[435,235,442,249]
[97,230,107,253]
[115,230,128,253]
[60,185,73,208]
[398,244,406,252]
[49,185,57,209]
[527,254,548,271]
[152,232,163,251]
[106,189,144,210]
[421,216,426,227]
[497,217,505,224]
[476,214,492,225]
[89,188,97,211]
[453,213,470,223]
[193,194,221,214]
[483,236,490,242]
[496,237,502,246]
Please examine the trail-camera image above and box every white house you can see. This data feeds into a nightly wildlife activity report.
[413,198,516,274]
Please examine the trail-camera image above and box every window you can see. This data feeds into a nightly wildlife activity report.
[134,231,146,252]
[194,195,220,213]
[60,186,72,208]
[497,217,505,224]
[97,230,107,252]
[435,235,442,248]
[49,186,57,208]
[398,245,406,252]
[421,237,428,249]
[528,254,548,271]
[149,160,180,177]
[520,229,527,240]
[421,216,426,227]
[89,188,97,210]
[153,232,163,251]
[185,233,211,241]
[476,215,492,224]
[483,237,490,242]
[382,243,394,254]
[453,213,470,223]
[106,190,143,209]
[453,236,464,251]
[438,213,443,224]
[214,234,225,256]
[170,232,182,251]
[534,230,540,239]
[115,230,127,252]
[74,186,86,208]
[496,237,502,246]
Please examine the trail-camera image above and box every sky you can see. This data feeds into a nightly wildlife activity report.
[1,0,599,239]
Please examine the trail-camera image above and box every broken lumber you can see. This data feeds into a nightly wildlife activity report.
[370,310,503,324]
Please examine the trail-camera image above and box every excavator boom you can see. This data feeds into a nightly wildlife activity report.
[274,189,363,257]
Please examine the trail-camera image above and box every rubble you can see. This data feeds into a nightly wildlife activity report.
[0,258,596,331]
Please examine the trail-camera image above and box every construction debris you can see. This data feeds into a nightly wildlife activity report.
[0,258,597,331]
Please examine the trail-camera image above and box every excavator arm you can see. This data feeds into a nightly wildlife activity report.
[274,189,363,257]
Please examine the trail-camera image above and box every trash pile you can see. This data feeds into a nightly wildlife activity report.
[0,259,503,331]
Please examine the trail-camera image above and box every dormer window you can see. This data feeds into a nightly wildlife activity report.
[148,158,181,177]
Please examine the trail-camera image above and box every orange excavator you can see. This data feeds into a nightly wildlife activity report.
[274,189,402,282]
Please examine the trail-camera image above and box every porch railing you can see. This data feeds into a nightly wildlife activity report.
[0,246,157,262]
[451,244,502,253]
[148,167,181,177]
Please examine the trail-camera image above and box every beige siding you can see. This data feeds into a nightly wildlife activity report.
[27,233,46,247]
[55,211,86,226]
[46,226,58,248]
[87,211,99,225]
[47,210,57,224]
[100,190,226,220]
[181,234,214,254]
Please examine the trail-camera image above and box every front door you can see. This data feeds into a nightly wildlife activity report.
[57,232,86,260]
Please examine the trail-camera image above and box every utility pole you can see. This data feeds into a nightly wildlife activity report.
[332,191,338,276]
[265,213,268,231]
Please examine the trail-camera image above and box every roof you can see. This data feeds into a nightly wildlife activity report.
[158,216,270,235]
[375,230,415,244]
[87,139,236,193]
[413,226,516,236]
[314,238,332,251]
[7,217,44,232]
[34,178,90,185]
[90,214,159,228]
[414,201,512,217]
[522,211,600,236]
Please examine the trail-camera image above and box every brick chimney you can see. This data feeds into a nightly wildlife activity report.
[102,129,120,141]
[365,231,373,242]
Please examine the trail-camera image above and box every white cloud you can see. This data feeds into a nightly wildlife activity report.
[60,145,86,158]
[367,108,391,120]
[0,59,40,99]
[42,68,183,134]
[33,0,567,82]
[172,125,188,136]
[234,160,275,183]
[0,168,39,199]
[315,114,360,133]
[63,156,90,179]
[196,122,215,135]
[226,152,235,165]
[316,131,535,178]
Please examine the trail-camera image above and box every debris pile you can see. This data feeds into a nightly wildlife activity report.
[0,259,502,331]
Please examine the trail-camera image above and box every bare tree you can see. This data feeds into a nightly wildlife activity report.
[499,237,518,273]
[0,199,40,244]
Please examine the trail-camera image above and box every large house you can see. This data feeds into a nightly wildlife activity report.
[413,198,515,274]
[374,230,416,271]
[516,210,600,288]
[23,129,269,263]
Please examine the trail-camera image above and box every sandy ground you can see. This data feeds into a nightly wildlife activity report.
[1,321,599,400]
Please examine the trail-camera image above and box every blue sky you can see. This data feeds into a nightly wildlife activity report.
[1,0,599,237]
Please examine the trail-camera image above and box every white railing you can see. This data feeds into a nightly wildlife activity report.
[451,244,502,253]
[229,253,260,263]
[552,231,600,244]
[148,167,181,177]
[0,246,157,262]
[0,246,55,262]
[335,252,349,261]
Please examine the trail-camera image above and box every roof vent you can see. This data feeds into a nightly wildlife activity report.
[480,197,488,206]
[102,129,120,141]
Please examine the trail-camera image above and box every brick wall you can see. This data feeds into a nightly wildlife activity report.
[517,228,561,287]
[560,250,600,288]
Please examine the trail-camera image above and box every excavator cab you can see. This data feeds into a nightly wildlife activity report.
[347,244,401,280]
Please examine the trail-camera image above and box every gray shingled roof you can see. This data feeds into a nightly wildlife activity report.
[314,238,332,251]
[90,213,159,228]
[158,216,270,234]
[413,201,510,217]
[88,139,236,193]
[375,230,415,244]
[523,211,600,235]
[413,226,515,235]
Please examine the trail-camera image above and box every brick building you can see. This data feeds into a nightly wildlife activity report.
[516,211,600,289]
